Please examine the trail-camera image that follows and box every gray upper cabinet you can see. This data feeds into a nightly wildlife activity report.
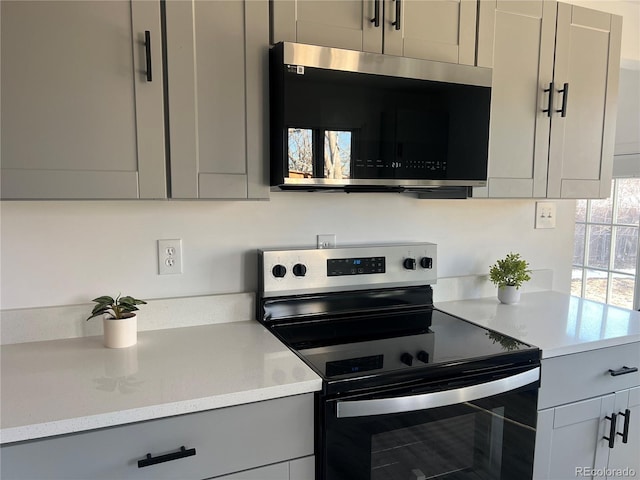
[475,0,555,198]
[547,3,621,199]
[475,0,622,199]
[1,0,269,201]
[271,0,477,65]
[0,1,166,200]
[165,0,269,199]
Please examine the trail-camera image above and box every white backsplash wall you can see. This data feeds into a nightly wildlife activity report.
[0,194,575,310]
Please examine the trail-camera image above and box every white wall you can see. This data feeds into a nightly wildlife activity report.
[0,195,576,310]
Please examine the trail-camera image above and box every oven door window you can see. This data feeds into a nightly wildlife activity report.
[323,386,537,480]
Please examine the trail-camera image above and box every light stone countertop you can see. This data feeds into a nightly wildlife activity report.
[0,321,322,445]
[437,291,640,358]
[4,291,639,446]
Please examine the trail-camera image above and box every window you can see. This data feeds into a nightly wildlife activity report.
[572,179,640,309]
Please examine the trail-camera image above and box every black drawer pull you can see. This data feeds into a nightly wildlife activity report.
[609,366,638,377]
[542,82,554,117]
[618,409,631,444]
[138,446,196,468]
[144,30,152,82]
[370,0,380,27]
[556,82,569,117]
[391,0,401,30]
[604,413,617,449]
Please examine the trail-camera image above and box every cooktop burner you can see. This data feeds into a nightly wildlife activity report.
[270,308,534,380]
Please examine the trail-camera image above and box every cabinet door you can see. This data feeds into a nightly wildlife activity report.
[271,0,383,53]
[547,2,622,199]
[534,395,614,480]
[473,0,555,198]
[0,1,166,199]
[165,0,269,199]
[383,0,477,65]
[215,455,315,479]
[608,387,640,476]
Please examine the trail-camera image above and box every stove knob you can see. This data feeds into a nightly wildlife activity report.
[400,353,414,366]
[417,350,429,363]
[272,264,287,278]
[293,263,307,277]
[403,258,417,270]
[420,257,433,269]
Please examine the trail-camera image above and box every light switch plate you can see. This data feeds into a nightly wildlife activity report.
[535,202,556,229]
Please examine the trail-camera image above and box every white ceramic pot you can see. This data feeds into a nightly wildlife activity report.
[103,314,137,348]
[497,285,521,305]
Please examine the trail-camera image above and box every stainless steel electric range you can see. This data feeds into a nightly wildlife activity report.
[257,243,541,480]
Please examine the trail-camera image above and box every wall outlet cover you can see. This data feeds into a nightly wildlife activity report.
[158,239,183,274]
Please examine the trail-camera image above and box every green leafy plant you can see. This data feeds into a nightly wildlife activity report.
[86,295,147,321]
[489,253,532,289]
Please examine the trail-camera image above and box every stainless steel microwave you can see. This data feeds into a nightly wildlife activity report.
[269,42,492,197]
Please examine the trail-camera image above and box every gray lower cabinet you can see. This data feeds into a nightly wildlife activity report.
[0,394,315,480]
[215,456,315,479]
[475,0,622,199]
[533,343,640,479]
[0,0,166,200]
[271,0,477,65]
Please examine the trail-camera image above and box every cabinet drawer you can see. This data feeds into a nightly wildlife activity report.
[538,343,640,409]
[1,394,314,480]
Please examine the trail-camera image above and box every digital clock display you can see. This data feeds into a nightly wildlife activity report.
[327,257,385,276]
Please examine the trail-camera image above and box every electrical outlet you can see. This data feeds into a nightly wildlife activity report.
[158,239,183,274]
[535,202,556,229]
[317,234,336,249]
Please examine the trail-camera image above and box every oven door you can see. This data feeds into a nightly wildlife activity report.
[320,366,540,480]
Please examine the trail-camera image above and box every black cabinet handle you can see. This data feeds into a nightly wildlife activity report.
[144,30,152,82]
[604,413,617,449]
[609,366,638,377]
[617,409,631,444]
[542,83,554,117]
[370,0,380,27]
[138,446,196,468]
[391,0,401,30]
[556,82,569,117]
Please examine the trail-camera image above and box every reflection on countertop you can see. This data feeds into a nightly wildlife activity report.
[438,291,640,358]
[0,321,322,444]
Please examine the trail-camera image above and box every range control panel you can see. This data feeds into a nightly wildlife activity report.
[260,243,437,297]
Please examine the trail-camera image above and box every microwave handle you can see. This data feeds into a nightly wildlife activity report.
[336,367,540,418]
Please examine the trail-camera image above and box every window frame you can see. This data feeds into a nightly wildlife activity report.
[572,178,640,310]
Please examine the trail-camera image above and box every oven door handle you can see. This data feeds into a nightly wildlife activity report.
[336,367,540,418]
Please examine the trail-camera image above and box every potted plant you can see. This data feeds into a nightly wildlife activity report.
[87,295,146,348]
[489,253,532,304]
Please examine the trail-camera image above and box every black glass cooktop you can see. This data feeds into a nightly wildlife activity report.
[270,309,537,381]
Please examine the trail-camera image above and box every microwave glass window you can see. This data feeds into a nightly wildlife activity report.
[324,130,351,179]
[288,128,313,178]
[275,64,490,184]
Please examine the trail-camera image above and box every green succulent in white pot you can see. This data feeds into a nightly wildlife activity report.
[87,295,146,348]
[489,253,532,304]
